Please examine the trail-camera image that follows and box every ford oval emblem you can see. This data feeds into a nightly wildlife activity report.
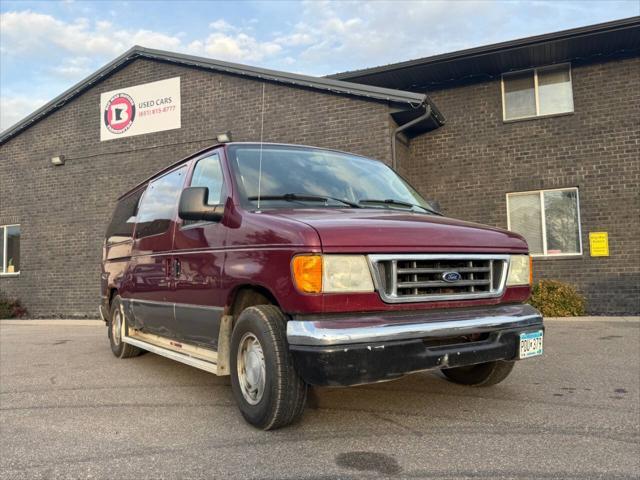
[442,271,462,283]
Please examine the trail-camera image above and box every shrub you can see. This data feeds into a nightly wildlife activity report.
[529,280,586,317]
[0,291,28,319]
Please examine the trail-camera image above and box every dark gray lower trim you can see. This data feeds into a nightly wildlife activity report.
[124,298,223,348]
[174,302,223,348]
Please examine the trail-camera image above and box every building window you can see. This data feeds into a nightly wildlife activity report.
[507,188,582,256]
[0,225,20,275]
[502,64,574,121]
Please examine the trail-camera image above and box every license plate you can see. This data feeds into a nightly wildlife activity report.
[519,330,544,359]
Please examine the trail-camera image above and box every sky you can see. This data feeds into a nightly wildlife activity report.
[1,0,638,131]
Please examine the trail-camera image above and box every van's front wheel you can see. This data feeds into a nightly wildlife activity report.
[230,305,307,430]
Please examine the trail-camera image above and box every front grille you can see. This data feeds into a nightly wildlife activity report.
[368,254,509,303]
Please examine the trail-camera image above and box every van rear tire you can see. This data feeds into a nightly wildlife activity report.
[230,305,307,430]
[441,360,515,387]
[108,295,142,359]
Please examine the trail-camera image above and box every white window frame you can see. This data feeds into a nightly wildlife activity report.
[506,188,582,258]
[501,63,574,121]
[0,224,20,276]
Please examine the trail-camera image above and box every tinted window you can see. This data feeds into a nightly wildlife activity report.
[106,190,144,243]
[191,154,224,205]
[135,167,186,238]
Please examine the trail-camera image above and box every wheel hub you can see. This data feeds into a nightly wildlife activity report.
[237,333,266,405]
[112,310,122,346]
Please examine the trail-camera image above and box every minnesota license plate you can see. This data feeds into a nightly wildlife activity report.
[519,330,544,359]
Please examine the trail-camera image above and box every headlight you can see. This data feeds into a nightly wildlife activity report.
[323,255,374,292]
[507,255,532,286]
[291,254,374,293]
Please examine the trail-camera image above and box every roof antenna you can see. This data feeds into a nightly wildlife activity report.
[257,83,266,211]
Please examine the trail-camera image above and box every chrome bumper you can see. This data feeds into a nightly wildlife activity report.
[286,304,543,347]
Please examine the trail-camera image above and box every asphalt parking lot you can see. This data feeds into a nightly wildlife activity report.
[1,318,638,480]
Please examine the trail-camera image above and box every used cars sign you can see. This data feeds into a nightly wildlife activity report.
[100,77,181,141]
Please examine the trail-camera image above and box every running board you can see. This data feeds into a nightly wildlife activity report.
[123,335,220,375]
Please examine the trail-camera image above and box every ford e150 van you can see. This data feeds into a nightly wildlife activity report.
[101,142,544,430]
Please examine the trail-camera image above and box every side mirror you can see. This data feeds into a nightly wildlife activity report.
[178,187,224,222]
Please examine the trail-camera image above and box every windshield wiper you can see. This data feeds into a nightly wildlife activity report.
[359,198,442,216]
[247,193,361,208]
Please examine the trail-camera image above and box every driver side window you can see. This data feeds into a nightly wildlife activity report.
[191,154,224,205]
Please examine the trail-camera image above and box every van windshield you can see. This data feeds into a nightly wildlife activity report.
[227,145,433,213]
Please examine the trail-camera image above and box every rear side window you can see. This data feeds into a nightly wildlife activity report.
[106,190,143,244]
[190,154,224,205]
[135,166,186,239]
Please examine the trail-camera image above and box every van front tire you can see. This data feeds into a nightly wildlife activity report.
[230,305,307,430]
[108,295,142,359]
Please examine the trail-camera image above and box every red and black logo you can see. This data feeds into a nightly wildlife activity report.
[104,93,136,134]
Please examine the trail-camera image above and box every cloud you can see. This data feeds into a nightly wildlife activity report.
[188,32,282,63]
[263,0,639,74]
[0,10,182,57]
[0,95,48,131]
[209,19,236,31]
[1,9,284,64]
[2,1,637,132]
[2,3,636,73]
[271,1,501,73]
[50,56,93,79]
[0,8,286,130]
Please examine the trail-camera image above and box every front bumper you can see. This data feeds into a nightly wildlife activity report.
[287,304,543,386]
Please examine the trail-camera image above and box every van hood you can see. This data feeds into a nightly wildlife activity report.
[269,208,528,253]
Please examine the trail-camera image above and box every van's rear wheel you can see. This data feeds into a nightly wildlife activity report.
[108,295,142,359]
[441,360,515,387]
[230,305,307,430]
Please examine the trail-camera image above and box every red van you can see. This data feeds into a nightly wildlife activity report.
[101,143,543,430]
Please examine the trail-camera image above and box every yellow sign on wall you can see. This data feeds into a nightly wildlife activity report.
[589,232,609,257]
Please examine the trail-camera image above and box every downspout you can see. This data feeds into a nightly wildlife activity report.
[391,104,431,170]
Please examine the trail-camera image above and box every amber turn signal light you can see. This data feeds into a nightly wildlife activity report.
[292,255,322,293]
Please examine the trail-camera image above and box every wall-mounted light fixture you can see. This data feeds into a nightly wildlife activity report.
[51,155,65,166]
[216,131,232,143]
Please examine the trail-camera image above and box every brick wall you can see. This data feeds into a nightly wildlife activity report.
[0,59,393,317]
[2,56,638,317]
[407,57,640,314]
